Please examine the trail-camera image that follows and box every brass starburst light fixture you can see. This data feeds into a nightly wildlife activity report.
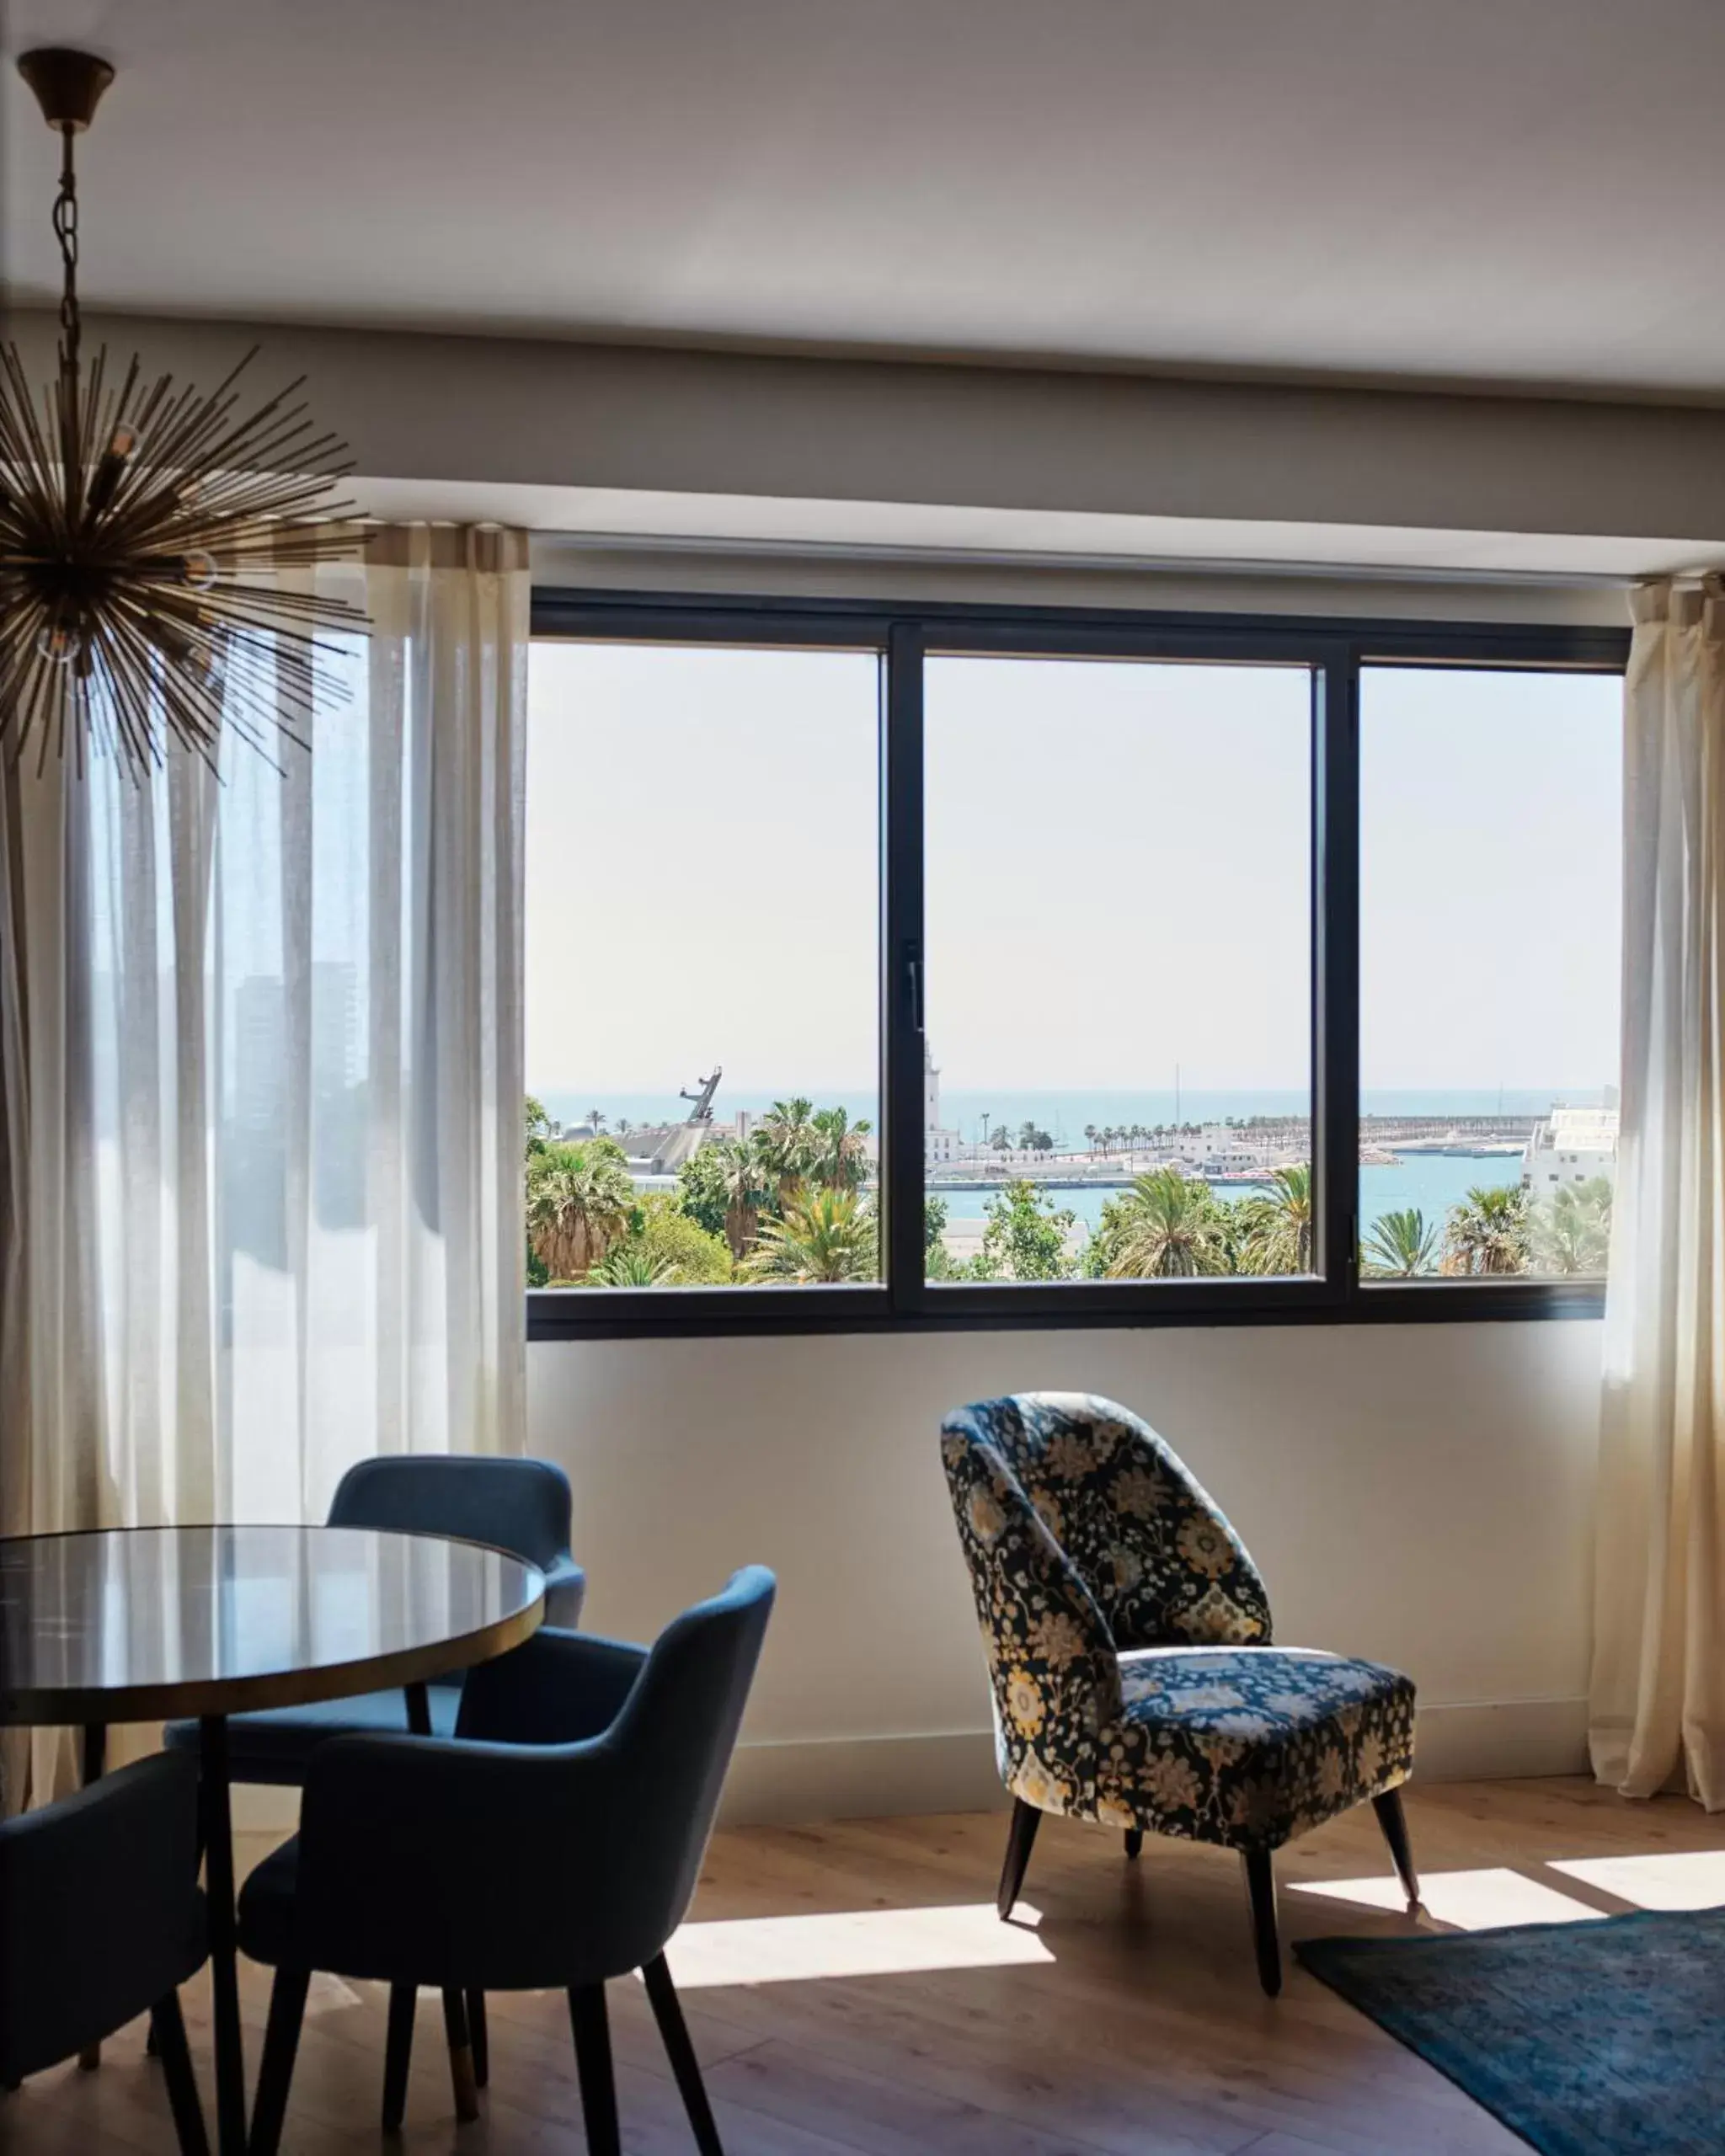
[1,48,366,773]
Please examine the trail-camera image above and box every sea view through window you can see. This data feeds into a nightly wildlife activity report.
[525,606,1626,1324]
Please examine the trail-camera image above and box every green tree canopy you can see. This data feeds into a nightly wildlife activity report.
[1096,1167,1231,1278]
[970,1180,1076,1282]
[1362,1206,1438,1278]
[1442,1183,1531,1276]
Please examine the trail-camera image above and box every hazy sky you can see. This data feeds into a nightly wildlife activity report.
[525,643,1621,1100]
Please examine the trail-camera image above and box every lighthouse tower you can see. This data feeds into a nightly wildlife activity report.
[923,1038,960,1164]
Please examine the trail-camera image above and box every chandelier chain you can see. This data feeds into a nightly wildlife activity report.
[51,122,80,375]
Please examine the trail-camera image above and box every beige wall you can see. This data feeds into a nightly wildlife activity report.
[529,1319,1601,1819]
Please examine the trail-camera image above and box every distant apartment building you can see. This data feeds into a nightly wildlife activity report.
[1521,1103,1620,1194]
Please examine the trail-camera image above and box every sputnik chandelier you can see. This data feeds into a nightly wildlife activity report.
[0,48,366,775]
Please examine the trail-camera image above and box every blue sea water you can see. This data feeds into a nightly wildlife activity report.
[934,1152,1519,1241]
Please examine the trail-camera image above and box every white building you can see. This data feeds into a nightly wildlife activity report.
[1521,1104,1619,1195]
[924,1040,963,1165]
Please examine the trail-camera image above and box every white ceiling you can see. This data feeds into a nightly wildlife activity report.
[3,0,1722,401]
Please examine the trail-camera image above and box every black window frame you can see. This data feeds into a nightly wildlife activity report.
[528,587,1628,1341]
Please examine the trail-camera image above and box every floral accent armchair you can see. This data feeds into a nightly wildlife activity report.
[941,1392,1418,1993]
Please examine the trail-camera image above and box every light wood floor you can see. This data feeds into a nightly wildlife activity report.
[8,1777,1724,2156]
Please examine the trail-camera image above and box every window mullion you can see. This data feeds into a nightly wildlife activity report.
[1315,642,1362,1300]
[882,622,927,1315]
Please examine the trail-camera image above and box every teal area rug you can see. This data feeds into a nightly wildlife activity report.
[1296,1908,1725,2156]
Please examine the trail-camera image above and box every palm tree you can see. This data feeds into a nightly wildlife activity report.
[1103,1168,1231,1278]
[991,1124,1012,1154]
[586,1107,606,1133]
[1017,1119,1039,1153]
[1531,1177,1612,1277]
[1362,1207,1437,1278]
[745,1189,878,1283]
[809,1106,873,1193]
[1084,1123,1097,1156]
[586,1245,672,1286]
[757,1097,816,1209]
[1442,1184,1531,1276]
[711,1136,772,1260]
[526,1142,634,1280]
[1235,1163,1313,1275]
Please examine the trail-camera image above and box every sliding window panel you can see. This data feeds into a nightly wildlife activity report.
[1358,665,1622,1293]
[921,653,1317,1303]
[526,639,884,1313]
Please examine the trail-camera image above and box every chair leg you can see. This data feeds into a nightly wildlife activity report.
[1372,1788,1422,1911]
[248,1967,310,2156]
[441,1988,481,2123]
[996,1798,1041,1920]
[1241,1849,1282,1997]
[382,1983,416,2133]
[466,1988,489,2088]
[1124,1828,1144,1859]
[148,1992,210,2156]
[567,1984,622,2156]
[643,1954,724,2156]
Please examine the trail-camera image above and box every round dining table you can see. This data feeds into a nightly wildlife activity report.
[0,1524,546,2153]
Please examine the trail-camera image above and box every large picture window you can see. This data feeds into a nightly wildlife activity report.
[527,598,1626,1336]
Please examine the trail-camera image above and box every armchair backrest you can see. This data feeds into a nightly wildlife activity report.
[330,1454,583,1623]
[944,1394,1271,1652]
[0,1751,205,2081]
[330,1454,572,1570]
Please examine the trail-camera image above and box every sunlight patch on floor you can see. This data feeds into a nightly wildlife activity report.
[1549,1849,1725,1910]
[664,1902,1054,1988]
[1290,1866,1605,1931]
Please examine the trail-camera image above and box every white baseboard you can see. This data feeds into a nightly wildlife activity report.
[229,1695,1592,1837]
[719,1730,1011,1826]
[1408,1695,1589,1782]
[721,1695,1592,1825]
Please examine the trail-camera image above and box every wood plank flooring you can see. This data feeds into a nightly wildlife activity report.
[5,1776,1722,2155]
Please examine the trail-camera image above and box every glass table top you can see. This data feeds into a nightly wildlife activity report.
[0,1524,544,1723]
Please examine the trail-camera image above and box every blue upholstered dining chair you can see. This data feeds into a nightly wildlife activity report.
[236,1566,776,2156]
[942,1394,1419,1994]
[167,1455,585,1782]
[163,1453,585,2095]
[0,1751,209,2151]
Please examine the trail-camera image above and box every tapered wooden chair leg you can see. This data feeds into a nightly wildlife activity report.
[382,1983,416,2132]
[996,1798,1041,1919]
[568,1984,622,2156]
[643,1954,724,2156]
[466,1988,489,2088]
[249,1967,310,2156]
[1372,1788,1422,1910]
[1124,1828,1144,1859]
[148,1992,210,2156]
[441,1988,480,2122]
[1242,1849,1282,1997]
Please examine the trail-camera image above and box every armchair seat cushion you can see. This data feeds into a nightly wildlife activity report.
[1084,1646,1415,1851]
[165,1683,462,1784]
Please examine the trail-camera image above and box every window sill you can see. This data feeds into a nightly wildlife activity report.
[526,1278,1605,1342]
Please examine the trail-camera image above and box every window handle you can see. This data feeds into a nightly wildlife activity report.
[906,949,924,1033]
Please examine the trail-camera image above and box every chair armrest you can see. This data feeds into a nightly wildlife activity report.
[457,1627,647,1745]
[541,1554,586,1629]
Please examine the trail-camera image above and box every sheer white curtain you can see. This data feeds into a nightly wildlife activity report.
[1592,576,1725,1811]
[1,525,529,1789]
